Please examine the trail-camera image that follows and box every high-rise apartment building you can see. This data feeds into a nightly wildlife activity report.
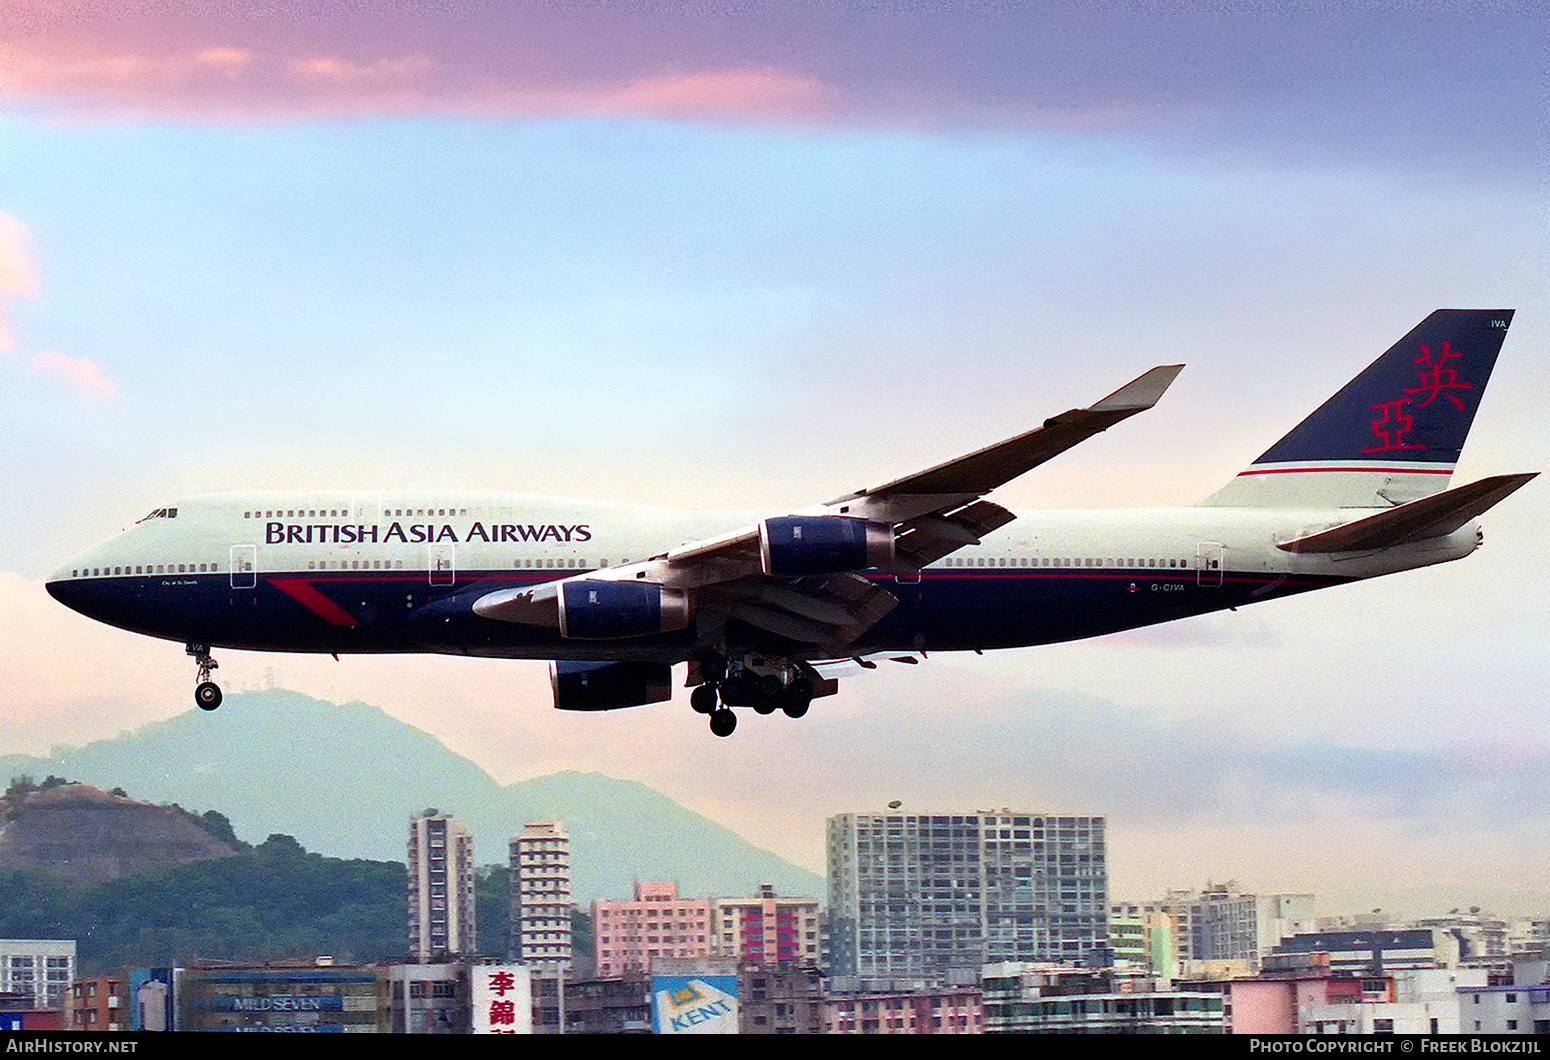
[1113,882,1315,972]
[509,821,572,968]
[711,885,821,967]
[407,809,477,961]
[827,811,1108,981]
[0,940,75,1010]
[592,882,711,977]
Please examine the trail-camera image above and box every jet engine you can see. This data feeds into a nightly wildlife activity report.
[550,660,673,711]
[558,580,692,640]
[759,516,895,576]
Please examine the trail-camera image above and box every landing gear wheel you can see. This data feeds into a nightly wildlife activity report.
[752,673,782,714]
[718,672,755,708]
[709,708,737,738]
[187,642,221,712]
[781,678,813,719]
[690,684,719,715]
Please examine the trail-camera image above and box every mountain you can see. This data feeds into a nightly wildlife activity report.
[0,689,822,904]
[0,781,237,887]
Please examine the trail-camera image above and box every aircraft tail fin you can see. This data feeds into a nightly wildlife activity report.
[1277,472,1536,553]
[1202,309,1513,508]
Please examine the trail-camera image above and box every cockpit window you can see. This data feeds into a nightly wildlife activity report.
[135,507,178,524]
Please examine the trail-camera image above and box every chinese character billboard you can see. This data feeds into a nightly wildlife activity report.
[473,964,531,1034]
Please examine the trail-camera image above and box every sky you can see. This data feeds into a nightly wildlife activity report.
[3,1,1548,917]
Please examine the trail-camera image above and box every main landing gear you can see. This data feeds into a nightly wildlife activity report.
[187,642,222,711]
[690,653,818,738]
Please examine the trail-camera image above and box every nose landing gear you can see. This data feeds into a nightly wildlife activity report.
[187,642,222,711]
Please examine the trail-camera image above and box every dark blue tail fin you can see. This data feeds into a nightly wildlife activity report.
[1203,310,1513,508]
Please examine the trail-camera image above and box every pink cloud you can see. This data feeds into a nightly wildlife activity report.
[0,213,120,401]
[0,5,1163,131]
[0,30,832,124]
[0,215,39,298]
[289,54,430,85]
[547,68,828,122]
[0,214,40,352]
[28,351,120,402]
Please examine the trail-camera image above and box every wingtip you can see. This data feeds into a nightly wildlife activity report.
[1091,363,1185,412]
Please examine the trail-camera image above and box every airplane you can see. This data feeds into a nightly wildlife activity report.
[47,309,1535,738]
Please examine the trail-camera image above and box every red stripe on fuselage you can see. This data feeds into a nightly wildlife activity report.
[269,578,361,627]
[1236,465,1451,477]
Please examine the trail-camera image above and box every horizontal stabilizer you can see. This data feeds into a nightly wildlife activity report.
[1278,473,1537,553]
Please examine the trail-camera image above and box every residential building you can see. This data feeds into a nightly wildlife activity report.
[1507,919,1550,959]
[386,963,469,1034]
[984,962,1225,1034]
[510,821,572,968]
[407,809,477,961]
[1458,980,1550,1035]
[592,881,712,977]
[0,940,74,1011]
[740,964,824,1034]
[1223,965,1391,1035]
[1113,882,1314,973]
[827,811,1107,981]
[826,984,982,1033]
[70,976,124,1032]
[564,974,653,1034]
[1267,928,1461,977]
[712,885,821,968]
[1108,908,1178,978]
[1414,910,1510,965]
[1301,968,1488,1035]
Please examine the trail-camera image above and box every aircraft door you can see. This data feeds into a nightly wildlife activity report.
[230,545,257,589]
[429,544,455,586]
[1196,542,1224,588]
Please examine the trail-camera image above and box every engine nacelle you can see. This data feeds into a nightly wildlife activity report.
[759,516,895,577]
[550,660,672,711]
[558,580,691,640]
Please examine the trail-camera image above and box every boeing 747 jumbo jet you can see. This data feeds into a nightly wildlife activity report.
[48,310,1534,737]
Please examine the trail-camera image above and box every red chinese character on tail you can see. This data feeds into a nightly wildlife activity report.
[1362,398,1425,453]
[1406,342,1474,410]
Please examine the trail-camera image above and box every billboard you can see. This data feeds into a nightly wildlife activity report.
[652,976,738,1034]
[472,964,531,1034]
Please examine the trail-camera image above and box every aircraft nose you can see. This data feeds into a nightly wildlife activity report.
[45,553,131,626]
[45,560,95,617]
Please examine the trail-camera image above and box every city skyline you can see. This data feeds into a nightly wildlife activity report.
[2,3,1546,916]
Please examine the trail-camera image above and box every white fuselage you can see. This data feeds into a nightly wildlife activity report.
[47,490,1480,661]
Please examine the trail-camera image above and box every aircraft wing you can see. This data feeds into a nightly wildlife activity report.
[822,364,1184,518]
[475,364,1183,653]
